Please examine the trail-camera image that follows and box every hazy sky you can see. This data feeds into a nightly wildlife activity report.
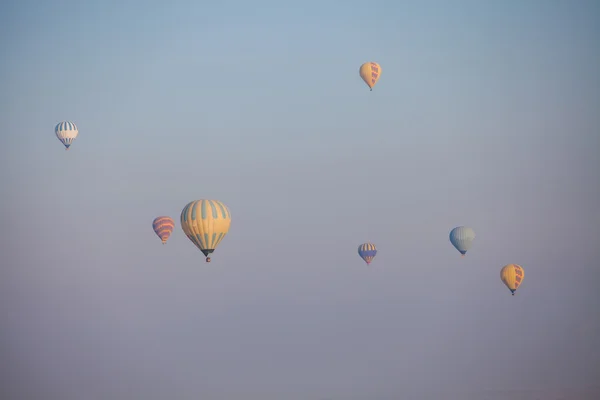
[1,0,599,399]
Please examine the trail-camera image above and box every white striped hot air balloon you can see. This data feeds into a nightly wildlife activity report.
[55,121,79,150]
[449,226,475,257]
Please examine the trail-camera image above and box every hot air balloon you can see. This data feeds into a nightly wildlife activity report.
[180,199,231,263]
[500,264,525,296]
[449,226,475,257]
[55,121,79,150]
[152,216,174,244]
[358,242,377,265]
[359,62,381,91]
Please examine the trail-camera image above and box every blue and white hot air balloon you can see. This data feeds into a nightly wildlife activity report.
[449,226,475,257]
[358,242,377,265]
[55,121,79,150]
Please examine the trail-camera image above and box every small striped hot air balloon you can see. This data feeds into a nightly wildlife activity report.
[55,121,79,150]
[500,264,525,296]
[449,226,475,257]
[152,216,175,244]
[358,242,377,265]
[180,199,231,263]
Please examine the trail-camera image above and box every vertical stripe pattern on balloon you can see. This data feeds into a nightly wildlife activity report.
[449,226,475,255]
[358,242,378,264]
[180,199,232,257]
[55,121,79,149]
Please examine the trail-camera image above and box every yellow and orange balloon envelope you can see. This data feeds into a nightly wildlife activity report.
[500,264,525,295]
[359,62,381,91]
[152,216,175,244]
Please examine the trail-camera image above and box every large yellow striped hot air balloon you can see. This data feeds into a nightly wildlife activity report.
[359,62,381,91]
[180,199,231,263]
[500,264,525,296]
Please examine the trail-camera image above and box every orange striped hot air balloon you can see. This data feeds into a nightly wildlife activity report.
[152,216,175,244]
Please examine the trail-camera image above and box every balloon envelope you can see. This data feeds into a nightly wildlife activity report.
[500,264,525,295]
[359,62,381,90]
[180,199,231,261]
[449,226,475,255]
[55,121,79,150]
[358,242,377,265]
[152,216,174,244]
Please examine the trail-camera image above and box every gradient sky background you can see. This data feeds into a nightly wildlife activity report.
[1,0,599,399]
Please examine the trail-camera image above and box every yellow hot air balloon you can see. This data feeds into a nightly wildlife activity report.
[180,199,231,263]
[359,62,381,91]
[500,264,525,296]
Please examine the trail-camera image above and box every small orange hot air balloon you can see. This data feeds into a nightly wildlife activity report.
[359,62,381,91]
[152,216,174,244]
[500,264,525,296]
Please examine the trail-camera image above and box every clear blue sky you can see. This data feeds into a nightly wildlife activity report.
[1,0,599,399]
